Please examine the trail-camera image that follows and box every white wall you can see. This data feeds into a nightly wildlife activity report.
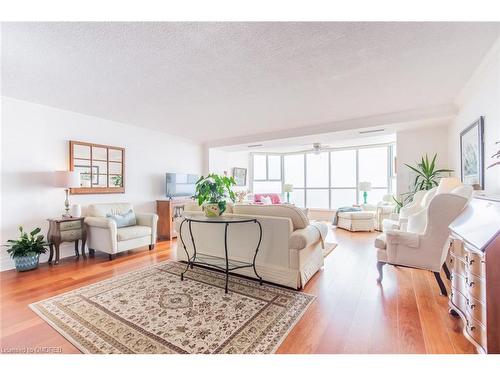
[396,124,451,196]
[208,148,250,190]
[449,38,500,195]
[0,97,203,270]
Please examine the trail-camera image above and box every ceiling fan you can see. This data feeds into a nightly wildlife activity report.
[301,142,330,154]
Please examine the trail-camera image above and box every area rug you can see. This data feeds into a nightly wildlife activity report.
[323,242,337,258]
[29,260,315,354]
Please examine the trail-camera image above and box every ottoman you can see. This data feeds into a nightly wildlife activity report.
[336,211,375,232]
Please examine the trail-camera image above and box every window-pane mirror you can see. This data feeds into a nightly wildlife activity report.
[69,141,125,194]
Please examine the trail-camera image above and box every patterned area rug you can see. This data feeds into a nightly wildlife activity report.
[30,261,315,354]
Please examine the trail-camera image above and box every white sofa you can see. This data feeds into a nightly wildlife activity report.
[85,203,158,260]
[176,203,328,289]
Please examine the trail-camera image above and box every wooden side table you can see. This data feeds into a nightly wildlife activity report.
[47,217,87,264]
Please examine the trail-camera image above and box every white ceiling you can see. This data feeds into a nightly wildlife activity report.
[2,22,499,143]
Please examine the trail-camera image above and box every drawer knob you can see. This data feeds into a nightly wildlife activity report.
[470,304,476,310]
[469,259,475,265]
[469,281,475,287]
[470,326,476,332]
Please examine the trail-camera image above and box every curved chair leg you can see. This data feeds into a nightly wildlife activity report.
[377,261,385,283]
[443,263,451,280]
[434,271,448,296]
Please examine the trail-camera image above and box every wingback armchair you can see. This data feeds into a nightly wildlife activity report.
[85,203,158,260]
[374,191,470,296]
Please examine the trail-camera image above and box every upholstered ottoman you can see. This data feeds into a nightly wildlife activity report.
[336,211,375,232]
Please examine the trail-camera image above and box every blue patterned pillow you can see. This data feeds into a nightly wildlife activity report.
[106,209,136,228]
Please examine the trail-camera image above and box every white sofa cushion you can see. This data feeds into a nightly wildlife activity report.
[232,204,309,230]
[117,225,152,241]
[87,203,134,217]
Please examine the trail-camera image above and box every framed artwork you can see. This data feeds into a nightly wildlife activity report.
[460,117,484,189]
[233,167,247,186]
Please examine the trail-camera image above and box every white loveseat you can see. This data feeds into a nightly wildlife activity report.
[85,203,158,260]
[176,203,328,289]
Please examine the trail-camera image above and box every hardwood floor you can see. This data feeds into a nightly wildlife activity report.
[0,228,476,354]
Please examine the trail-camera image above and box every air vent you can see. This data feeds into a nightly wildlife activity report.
[247,144,263,148]
[359,128,385,134]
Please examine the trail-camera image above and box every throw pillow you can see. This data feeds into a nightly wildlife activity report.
[261,196,272,205]
[107,209,137,228]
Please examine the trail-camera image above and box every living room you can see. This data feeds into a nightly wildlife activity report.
[1,1,500,372]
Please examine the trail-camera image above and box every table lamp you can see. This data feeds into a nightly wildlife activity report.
[359,181,372,204]
[283,184,294,203]
[54,171,81,217]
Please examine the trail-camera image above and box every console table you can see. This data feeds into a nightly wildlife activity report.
[47,217,87,264]
[178,214,263,293]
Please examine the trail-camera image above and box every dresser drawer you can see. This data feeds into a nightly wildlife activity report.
[466,295,486,325]
[60,229,82,242]
[451,272,467,295]
[465,249,486,278]
[451,287,467,314]
[466,316,487,351]
[60,221,82,231]
[465,272,486,303]
[450,254,466,277]
[450,238,466,259]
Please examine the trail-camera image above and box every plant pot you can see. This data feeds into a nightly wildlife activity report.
[204,203,222,217]
[14,253,40,272]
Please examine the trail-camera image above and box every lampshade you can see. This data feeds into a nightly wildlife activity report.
[359,181,372,192]
[382,194,393,203]
[54,171,81,188]
[436,177,462,194]
[283,184,294,193]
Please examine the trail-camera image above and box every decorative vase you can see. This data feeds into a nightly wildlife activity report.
[71,204,81,218]
[204,203,222,217]
[14,253,40,272]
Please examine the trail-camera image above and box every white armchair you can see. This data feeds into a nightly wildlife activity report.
[374,192,470,296]
[85,203,158,260]
[382,189,435,232]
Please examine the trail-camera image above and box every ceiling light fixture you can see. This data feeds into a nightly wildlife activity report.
[359,129,385,134]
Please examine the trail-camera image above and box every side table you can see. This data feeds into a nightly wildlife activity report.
[47,217,87,264]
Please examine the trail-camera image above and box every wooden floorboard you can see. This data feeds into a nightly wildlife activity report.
[0,228,477,354]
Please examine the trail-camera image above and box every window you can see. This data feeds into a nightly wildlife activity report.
[252,154,282,194]
[251,144,394,209]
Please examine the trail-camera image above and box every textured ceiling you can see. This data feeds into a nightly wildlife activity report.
[2,22,499,143]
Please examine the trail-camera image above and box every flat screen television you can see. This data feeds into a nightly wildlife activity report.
[166,173,199,198]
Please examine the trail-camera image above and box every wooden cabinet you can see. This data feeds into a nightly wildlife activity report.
[448,196,500,354]
[156,199,193,240]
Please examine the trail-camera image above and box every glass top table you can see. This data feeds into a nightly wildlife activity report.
[178,214,263,293]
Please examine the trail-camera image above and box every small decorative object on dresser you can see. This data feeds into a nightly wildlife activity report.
[448,196,500,353]
[47,217,87,265]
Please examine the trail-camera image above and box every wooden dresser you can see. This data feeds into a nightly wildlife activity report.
[448,196,500,354]
[156,198,194,240]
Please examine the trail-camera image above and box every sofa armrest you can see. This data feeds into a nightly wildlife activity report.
[84,216,117,230]
[135,213,158,227]
[289,223,327,250]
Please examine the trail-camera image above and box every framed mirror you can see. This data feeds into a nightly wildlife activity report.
[69,140,125,194]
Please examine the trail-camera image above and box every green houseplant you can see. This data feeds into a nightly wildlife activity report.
[404,153,453,200]
[4,226,49,271]
[194,174,236,217]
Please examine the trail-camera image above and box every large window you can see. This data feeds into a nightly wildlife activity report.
[252,154,282,193]
[251,144,394,209]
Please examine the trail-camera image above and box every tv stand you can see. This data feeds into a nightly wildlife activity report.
[156,198,193,240]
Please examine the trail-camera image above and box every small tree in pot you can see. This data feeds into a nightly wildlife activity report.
[4,226,48,271]
[194,174,236,217]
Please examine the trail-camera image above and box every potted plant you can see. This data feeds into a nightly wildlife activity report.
[194,174,236,217]
[4,226,48,271]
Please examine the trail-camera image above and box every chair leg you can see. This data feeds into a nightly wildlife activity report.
[149,244,155,250]
[377,261,385,283]
[443,262,451,281]
[433,271,448,296]
[109,254,116,261]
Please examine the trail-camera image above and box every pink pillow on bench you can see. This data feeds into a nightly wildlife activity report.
[254,193,282,204]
